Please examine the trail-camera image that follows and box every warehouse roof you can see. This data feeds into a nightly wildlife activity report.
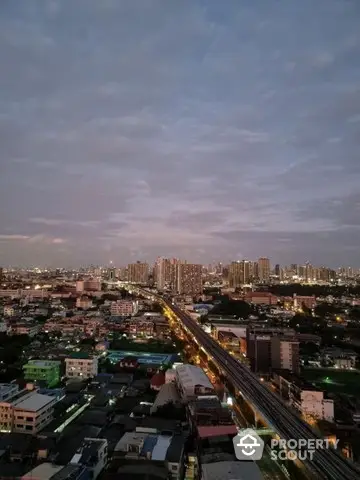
[175,364,213,390]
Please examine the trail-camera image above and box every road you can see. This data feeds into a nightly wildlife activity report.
[160,297,360,480]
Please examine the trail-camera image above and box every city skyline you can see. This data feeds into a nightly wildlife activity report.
[1,1,360,267]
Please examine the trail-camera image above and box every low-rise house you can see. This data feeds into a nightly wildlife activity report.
[65,352,98,379]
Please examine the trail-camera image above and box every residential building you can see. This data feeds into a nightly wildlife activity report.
[246,326,298,373]
[293,294,316,310]
[188,397,236,434]
[65,353,98,379]
[244,291,278,305]
[8,322,41,337]
[0,383,19,402]
[0,387,56,434]
[176,263,202,295]
[247,333,272,373]
[128,317,154,337]
[13,392,56,434]
[322,348,357,369]
[128,262,149,284]
[23,360,61,388]
[274,372,334,422]
[228,260,251,287]
[22,464,89,480]
[110,299,138,316]
[155,257,167,290]
[113,430,185,480]
[77,278,101,292]
[258,257,270,282]
[76,295,93,309]
[70,438,108,480]
[271,337,300,373]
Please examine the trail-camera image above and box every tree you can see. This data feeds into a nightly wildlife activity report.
[151,303,164,314]
[211,299,253,319]
[102,293,120,302]
[152,401,185,421]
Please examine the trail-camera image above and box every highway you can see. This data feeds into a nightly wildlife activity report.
[158,296,360,480]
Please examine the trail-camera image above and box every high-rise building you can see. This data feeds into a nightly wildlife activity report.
[246,327,299,373]
[228,260,251,287]
[128,262,149,284]
[108,268,116,280]
[154,257,168,290]
[305,262,314,282]
[176,262,202,295]
[271,337,300,373]
[258,257,270,283]
[154,257,178,291]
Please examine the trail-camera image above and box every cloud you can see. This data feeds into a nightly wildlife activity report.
[0,0,359,266]
[0,233,67,245]
[29,217,99,228]
[0,235,29,241]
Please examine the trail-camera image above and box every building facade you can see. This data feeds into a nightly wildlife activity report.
[23,360,61,388]
[176,263,202,295]
[65,353,98,379]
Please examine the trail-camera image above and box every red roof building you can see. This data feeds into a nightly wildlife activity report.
[150,372,166,391]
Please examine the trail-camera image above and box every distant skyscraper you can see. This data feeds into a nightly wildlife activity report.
[274,264,281,276]
[176,262,202,295]
[229,260,251,287]
[128,262,149,284]
[155,257,179,291]
[258,257,270,283]
[108,268,116,280]
[155,257,167,290]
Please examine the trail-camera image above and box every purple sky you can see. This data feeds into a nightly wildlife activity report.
[1,0,360,267]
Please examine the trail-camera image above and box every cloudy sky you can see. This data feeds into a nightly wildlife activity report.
[1,0,360,268]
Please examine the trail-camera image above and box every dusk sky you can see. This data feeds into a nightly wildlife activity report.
[1,0,360,267]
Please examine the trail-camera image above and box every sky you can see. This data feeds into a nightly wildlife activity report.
[1,0,360,268]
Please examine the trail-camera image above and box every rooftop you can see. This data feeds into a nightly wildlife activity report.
[14,392,54,412]
[0,383,18,394]
[115,431,176,462]
[24,360,61,368]
[175,364,213,390]
[71,438,107,465]
[202,460,263,480]
[21,463,63,479]
[150,382,180,414]
[198,425,237,438]
[67,352,92,360]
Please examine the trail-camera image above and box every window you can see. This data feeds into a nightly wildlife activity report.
[25,425,33,431]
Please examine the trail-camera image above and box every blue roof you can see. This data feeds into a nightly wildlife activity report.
[141,435,158,456]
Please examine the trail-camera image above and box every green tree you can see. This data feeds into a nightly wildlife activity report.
[152,401,185,421]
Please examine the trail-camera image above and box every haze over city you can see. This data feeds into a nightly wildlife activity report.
[1,0,360,267]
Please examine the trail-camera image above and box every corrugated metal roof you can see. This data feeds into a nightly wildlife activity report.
[176,364,213,390]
